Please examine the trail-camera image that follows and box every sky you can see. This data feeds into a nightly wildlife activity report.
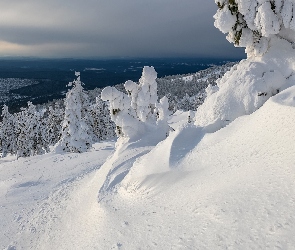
[0,0,246,59]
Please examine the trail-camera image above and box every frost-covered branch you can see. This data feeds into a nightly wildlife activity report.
[214,0,295,56]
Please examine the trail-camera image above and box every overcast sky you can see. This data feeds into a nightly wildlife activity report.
[0,0,246,59]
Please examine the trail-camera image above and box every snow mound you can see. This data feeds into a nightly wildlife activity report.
[1,86,294,249]
[195,37,295,130]
[272,85,295,106]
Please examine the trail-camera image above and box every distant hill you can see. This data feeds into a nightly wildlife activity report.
[0,58,239,112]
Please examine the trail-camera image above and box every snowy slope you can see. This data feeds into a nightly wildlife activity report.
[1,87,295,249]
[92,86,295,249]
[0,142,115,250]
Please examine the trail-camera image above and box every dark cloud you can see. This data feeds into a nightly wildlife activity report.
[0,0,246,58]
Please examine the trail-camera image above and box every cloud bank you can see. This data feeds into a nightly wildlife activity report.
[0,0,246,58]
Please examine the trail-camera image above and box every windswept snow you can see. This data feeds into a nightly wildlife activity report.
[0,142,114,249]
[103,86,295,249]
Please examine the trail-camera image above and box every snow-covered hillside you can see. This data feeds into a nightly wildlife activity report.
[0,142,115,249]
[1,85,294,249]
[2,0,295,247]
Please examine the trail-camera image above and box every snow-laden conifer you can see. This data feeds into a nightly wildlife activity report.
[55,72,93,153]
[92,96,116,141]
[136,66,158,123]
[214,0,295,56]
[33,108,49,155]
[102,67,170,141]
[47,103,64,146]
[15,102,40,157]
[195,0,295,132]
[0,105,16,157]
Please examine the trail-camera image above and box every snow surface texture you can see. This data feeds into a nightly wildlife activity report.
[1,86,294,249]
[0,142,114,250]
[105,86,295,249]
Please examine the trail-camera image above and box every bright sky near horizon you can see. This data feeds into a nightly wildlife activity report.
[0,0,246,59]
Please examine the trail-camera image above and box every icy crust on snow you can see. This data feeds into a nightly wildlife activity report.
[195,37,295,130]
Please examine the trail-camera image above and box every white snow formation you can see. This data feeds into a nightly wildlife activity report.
[101,66,170,141]
[214,0,295,56]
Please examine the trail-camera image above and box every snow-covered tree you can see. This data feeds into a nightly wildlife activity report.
[135,66,158,123]
[214,0,295,56]
[15,102,35,157]
[101,85,138,138]
[102,67,170,141]
[195,0,295,131]
[33,108,49,155]
[14,102,48,158]
[92,97,116,141]
[46,102,64,146]
[55,72,93,153]
[15,108,28,158]
[0,105,16,157]
[155,96,169,122]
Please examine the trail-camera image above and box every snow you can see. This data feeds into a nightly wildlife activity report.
[195,37,295,131]
[214,0,295,56]
[0,141,115,249]
[182,75,193,82]
[101,67,170,141]
[2,9,295,245]
[1,84,295,249]
[2,1,295,247]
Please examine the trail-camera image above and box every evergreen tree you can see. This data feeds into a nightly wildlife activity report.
[102,67,170,141]
[92,97,115,141]
[32,108,49,155]
[0,105,16,157]
[214,0,295,56]
[56,72,93,153]
[15,102,47,158]
[15,105,32,158]
[47,105,61,146]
